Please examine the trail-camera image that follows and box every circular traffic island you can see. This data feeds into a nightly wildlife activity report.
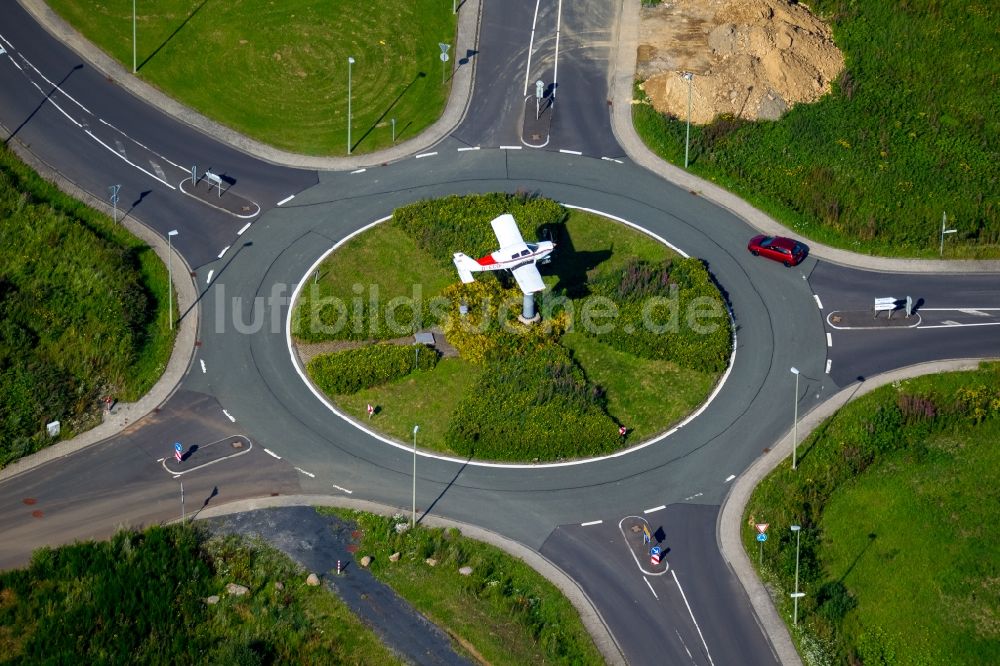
[291,193,732,463]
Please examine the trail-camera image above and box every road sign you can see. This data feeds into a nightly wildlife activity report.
[650,546,661,556]
[651,552,661,566]
[440,52,449,62]
[536,80,544,99]
[755,523,769,534]
[790,592,805,598]
[174,449,182,462]
[174,442,182,452]
[439,42,450,54]
[367,403,374,418]
[642,524,651,544]
[756,533,768,542]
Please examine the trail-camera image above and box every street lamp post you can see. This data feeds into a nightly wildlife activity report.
[412,425,419,528]
[682,71,694,168]
[790,524,804,626]
[347,56,355,154]
[167,230,178,329]
[790,366,800,470]
[132,0,137,73]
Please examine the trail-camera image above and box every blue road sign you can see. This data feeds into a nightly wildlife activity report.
[174,442,182,452]
[650,545,662,556]
[756,533,768,542]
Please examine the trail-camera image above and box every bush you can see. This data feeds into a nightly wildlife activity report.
[308,344,439,395]
[445,344,618,460]
[391,192,567,265]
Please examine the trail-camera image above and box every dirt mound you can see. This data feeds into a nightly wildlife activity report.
[637,0,844,123]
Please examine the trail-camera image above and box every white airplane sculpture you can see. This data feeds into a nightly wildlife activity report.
[452,214,555,295]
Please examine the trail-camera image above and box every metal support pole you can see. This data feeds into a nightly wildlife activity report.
[683,72,693,168]
[412,425,419,528]
[347,57,354,154]
[167,230,178,329]
[792,525,802,625]
[790,367,800,470]
[181,481,185,521]
[132,0,137,74]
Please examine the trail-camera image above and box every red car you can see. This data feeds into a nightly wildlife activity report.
[748,235,808,267]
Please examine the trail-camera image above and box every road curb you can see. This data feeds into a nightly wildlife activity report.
[609,1,1000,274]
[716,358,998,666]
[193,495,627,666]
[16,0,482,169]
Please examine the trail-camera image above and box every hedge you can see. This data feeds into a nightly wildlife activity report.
[445,344,619,460]
[308,344,439,395]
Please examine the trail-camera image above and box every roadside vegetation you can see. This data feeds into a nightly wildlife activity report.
[742,363,1000,665]
[47,0,456,155]
[634,1,999,258]
[293,194,731,461]
[323,508,604,665]
[0,522,400,663]
[0,145,175,468]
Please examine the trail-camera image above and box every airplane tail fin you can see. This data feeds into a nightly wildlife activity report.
[452,253,479,284]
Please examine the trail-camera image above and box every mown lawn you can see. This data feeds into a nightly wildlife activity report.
[743,363,1000,664]
[323,509,604,665]
[48,0,456,155]
[634,0,999,258]
[0,145,175,468]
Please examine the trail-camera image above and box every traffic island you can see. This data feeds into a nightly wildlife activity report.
[522,91,553,147]
[179,172,260,219]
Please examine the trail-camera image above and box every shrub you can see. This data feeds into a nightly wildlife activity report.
[308,344,439,395]
[445,344,618,460]
[391,192,567,265]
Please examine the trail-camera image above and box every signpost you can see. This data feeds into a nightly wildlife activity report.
[939,211,956,256]
[174,442,183,462]
[650,545,661,566]
[439,43,450,84]
[755,523,769,564]
[535,79,544,120]
[642,524,651,545]
[108,184,121,222]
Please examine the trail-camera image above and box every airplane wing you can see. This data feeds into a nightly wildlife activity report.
[511,263,546,294]
[490,214,526,250]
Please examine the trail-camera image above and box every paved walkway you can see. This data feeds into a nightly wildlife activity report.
[10,3,1000,664]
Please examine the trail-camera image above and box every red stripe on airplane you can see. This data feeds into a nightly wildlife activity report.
[476,255,497,266]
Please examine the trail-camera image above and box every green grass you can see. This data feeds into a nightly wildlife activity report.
[0,145,175,468]
[323,509,604,665]
[742,363,1000,664]
[336,356,483,455]
[561,332,716,441]
[0,523,400,663]
[47,0,456,155]
[633,0,999,258]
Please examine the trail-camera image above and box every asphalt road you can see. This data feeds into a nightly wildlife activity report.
[1,2,998,665]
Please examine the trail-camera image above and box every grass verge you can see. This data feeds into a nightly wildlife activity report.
[0,523,399,663]
[322,508,604,665]
[742,363,1000,664]
[0,145,175,467]
[633,1,999,258]
[47,0,457,155]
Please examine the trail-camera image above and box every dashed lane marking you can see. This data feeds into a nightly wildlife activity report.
[222,409,235,423]
[200,359,206,373]
[263,448,281,459]
[725,474,736,482]
[276,194,295,206]
[457,146,480,151]
[332,484,353,494]
[580,519,603,526]
[643,505,666,514]
[217,245,230,259]
[415,152,437,159]
[814,294,823,309]
[295,467,315,478]
[237,222,251,235]
[644,577,659,600]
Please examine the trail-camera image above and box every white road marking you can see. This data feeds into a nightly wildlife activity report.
[114,139,127,157]
[941,320,961,326]
[959,309,990,317]
[217,245,230,258]
[644,577,659,599]
[684,492,703,501]
[457,146,480,151]
[553,0,563,98]
[601,156,623,164]
[20,54,92,114]
[222,409,235,422]
[157,457,165,463]
[826,359,832,374]
[350,168,367,174]
[814,294,823,309]
[675,629,696,663]
[644,505,666,514]
[559,149,582,155]
[205,269,214,284]
[725,474,736,482]
[500,145,523,150]
[672,569,715,666]
[85,130,176,188]
[200,359,206,373]
[332,484,353,494]
[295,466,315,478]
[276,194,295,206]
[415,152,437,159]
[919,322,1000,329]
[523,0,543,96]
[263,448,282,459]
[827,332,832,347]
[580,519,603,527]
[237,222,252,235]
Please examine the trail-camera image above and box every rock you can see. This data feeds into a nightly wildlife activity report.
[226,583,249,596]
[425,558,438,567]
[274,581,285,591]
[205,595,220,605]
[360,555,372,568]
[389,552,401,562]
[306,573,320,586]
[458,566,473,576]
